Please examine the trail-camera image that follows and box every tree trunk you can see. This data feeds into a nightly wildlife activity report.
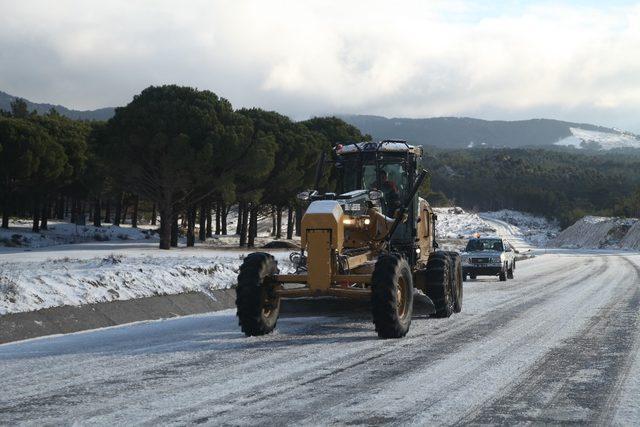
[1,203,9,229]
[198,201,207,241]
[151,203,157,225]
[131,195,139,228]
[276,207,282,239]
[248,205,258,248]
[239,202,248,247]
[271,207,276,237]
[40,201,49,230]
[55,196,64,220]
[222,203,228,235]
[295,205,303,236]
[206,200,213,238]
[93,198,101,227]
[236,203,243,235]
[287,206,294,239]
[159,205,172,250]
[32,199,40,233]
[215,200,222,236]
[215,202,221,235]
[187,206,196,247]
[171,217,179,247]
[122,204,128,225]
[113,194,122,226]
[104,199,111,223]
[70,198,77,224]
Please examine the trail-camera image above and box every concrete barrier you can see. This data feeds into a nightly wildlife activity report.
[0,289,236,345]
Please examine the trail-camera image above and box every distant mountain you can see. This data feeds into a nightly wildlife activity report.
[0,90,115,121]
[340,115,640,151]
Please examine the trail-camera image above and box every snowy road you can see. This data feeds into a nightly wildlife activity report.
[479,214,536,252]
[1,251,639,425]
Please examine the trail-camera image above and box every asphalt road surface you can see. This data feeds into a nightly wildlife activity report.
[1,250,639,425]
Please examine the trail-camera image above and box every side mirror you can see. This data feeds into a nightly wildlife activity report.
[297,191,311,201]
[368,190,383,201]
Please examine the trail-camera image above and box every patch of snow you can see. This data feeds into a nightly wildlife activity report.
[0,220,158,251]
[433,207,493,240]
[549,216,639,249]
[0,247,294,315]
[433,207,557,252]
[481,210,559,248]
[554,127,640,150]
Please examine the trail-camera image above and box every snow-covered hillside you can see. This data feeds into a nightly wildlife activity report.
[554,127,640,150]
[434,207,558,251]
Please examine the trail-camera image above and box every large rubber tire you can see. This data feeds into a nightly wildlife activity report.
[371,254,414,339]
[236,252,280,336]
[424,252,454,318]
[499,265,507,282]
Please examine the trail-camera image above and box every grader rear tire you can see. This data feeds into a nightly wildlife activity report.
[424,252,454,318]
[371,254,414,339]
[236,252,280,336]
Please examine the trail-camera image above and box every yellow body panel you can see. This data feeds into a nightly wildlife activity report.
[300,200,344,291]
[306,229,333,291]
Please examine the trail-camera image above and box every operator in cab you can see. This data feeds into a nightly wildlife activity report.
[378,170,401,217]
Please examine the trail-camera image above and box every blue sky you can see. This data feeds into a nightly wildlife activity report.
[1,0,639,131]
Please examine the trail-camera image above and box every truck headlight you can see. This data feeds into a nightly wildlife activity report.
[491,257,501,263]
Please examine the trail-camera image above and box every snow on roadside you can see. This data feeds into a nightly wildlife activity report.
[548,216,639,250]
[480,210,559,248]
[433,207,493,240]
[433,207,557,250]
[0,220,158,250]
[0,250,294,315]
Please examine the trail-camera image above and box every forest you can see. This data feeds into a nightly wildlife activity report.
[424,147,640,227]
[3,84,640,248]
[0,85,369,249]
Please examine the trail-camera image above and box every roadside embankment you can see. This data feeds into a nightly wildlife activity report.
[0,289,236,344]
[548,216,640,250]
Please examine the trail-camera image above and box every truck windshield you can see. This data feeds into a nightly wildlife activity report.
[465,238,503,252]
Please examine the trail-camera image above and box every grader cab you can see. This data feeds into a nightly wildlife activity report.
[236,140,463,338]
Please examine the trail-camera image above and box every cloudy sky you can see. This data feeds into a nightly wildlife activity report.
[1,0,639,131]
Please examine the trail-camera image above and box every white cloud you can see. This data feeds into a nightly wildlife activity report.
[0,0,639,130]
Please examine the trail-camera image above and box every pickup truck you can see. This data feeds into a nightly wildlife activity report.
[461,236,515,281]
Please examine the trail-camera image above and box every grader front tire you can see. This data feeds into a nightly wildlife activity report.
[371,254,414,339]
[236,252,280,336]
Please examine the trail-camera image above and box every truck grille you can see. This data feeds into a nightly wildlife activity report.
[470,258,491,264]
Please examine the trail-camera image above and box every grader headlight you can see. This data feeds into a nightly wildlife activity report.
[342,216,371,228]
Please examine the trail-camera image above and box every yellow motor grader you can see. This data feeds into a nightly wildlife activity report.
[236,140,463,338]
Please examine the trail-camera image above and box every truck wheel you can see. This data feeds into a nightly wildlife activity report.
[499,265,507,282]
[424,252,454,318]
[470,274,477,280]
[236,252,280,336]
[371,254,414,339]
